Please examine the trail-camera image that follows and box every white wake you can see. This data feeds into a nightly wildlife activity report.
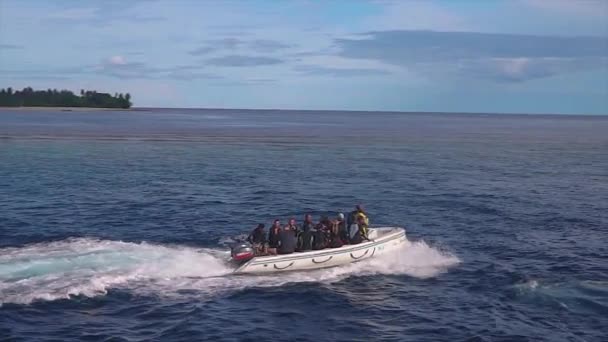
[0,237,460,305]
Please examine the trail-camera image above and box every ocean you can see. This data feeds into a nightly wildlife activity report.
[0,108,607,341]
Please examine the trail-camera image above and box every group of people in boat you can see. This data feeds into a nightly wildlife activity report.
[246,205,370,255]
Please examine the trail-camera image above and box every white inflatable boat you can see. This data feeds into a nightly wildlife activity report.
[232,227,406,274]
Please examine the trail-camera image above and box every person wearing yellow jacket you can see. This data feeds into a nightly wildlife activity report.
[356,215,369,240]
[347,204,369,243]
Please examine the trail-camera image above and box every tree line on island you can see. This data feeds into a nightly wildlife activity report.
[0,87,132,108]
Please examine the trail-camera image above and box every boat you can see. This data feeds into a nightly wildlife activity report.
[230,227,406,274]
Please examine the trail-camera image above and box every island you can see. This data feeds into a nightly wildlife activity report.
[0,87,132,109]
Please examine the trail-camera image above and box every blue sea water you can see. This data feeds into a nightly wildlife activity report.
[0,108,607,341]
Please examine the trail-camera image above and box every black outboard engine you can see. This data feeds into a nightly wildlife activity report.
[230,243,255,264]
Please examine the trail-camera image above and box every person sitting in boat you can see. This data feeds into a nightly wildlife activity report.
[347,205,369,243]
[321,215,333,229]
[277,222,297,255]
[267,219,281,255]
[297,230,314,251]
[336,213,348,244]
[350,215,370,244]
[347,205,369,227]
[286,217,299,236]
[328,218,344,248]
[312,228,327,250]
[247,223,267,255]
[312,216,330,250]
[301,214,314,232]
[297,214,314,251]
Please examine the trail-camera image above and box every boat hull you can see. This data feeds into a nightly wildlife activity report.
[233,227,406,274]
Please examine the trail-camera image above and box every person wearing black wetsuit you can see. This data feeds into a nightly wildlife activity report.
[286,217,299,236]
[277,224,297,254]
[247,223,266,244]
[328,214,345,248]
[298,214,315,251]
[267,219,281,254]
[247,223,266,254]
[312,216,330,250]
[301,214,314,232]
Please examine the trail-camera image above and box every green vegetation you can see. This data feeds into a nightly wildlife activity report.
[0,87,132,108]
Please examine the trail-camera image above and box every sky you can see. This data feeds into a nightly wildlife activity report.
[1,0,607,114]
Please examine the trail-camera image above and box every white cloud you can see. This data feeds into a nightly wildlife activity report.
[497,58,531,78]
[335,30,608,82]
[108,55,127,65]
[459,57,608,82]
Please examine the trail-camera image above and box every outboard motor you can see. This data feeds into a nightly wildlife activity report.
[230,243,255,263]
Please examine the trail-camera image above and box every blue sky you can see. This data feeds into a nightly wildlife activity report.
[1,0,607,114]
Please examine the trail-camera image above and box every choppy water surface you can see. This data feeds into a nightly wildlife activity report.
[0,108,607,341]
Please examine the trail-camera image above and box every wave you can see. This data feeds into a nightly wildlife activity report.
[0,237,460,306]
[511,279,608,315]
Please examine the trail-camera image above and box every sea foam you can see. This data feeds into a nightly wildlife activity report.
[0,236,459,305]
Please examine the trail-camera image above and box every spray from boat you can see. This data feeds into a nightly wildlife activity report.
[0,236,460,306]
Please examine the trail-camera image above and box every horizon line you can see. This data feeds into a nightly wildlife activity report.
[2,105,606,116]
[133,106,608,117]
